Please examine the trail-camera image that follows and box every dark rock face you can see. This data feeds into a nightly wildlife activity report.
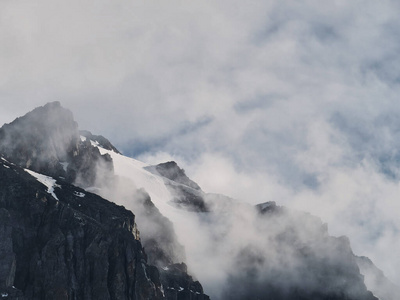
[0,157,164,300]
[66,139,113,188]
[132,189,185,269]
[146,162,200,191]
[0,102,113,188]
[166,185,208,213]
[160,264,209,300]
[145,162,208,212]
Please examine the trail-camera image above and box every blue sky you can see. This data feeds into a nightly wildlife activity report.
[2,0,400,285]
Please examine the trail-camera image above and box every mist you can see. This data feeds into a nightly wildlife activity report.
[84,147,378,299]
[2,0,400,292]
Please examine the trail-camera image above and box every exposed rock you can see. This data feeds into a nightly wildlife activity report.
[0,209,16,289]
[93,183,209,300]
[145,162,208,212]
[160,263,209,300]
[79,130,121,154]
[146,162,200,191]
[166,184,208,213]
[133,189,186,269]
[0,102,113,188]
[0,102,78,178]
[0,158,164,299]
[66,139,113,188]
[255,201,278,214]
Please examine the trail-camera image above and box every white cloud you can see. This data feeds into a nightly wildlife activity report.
[2,0,400,287]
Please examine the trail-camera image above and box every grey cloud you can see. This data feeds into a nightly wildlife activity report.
[233,93,283,113]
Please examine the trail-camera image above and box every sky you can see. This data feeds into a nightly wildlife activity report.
[2,0,400,286]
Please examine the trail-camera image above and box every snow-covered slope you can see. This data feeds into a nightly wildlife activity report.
[95,146,202,256]
[24,169,60,200]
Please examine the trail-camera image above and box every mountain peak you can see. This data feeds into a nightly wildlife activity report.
[0,102,113,187]
[0,102,79,175]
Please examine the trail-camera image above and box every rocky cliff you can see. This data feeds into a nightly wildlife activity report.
[0,156,164,299]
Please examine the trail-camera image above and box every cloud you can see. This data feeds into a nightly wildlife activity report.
[2,0,400,287]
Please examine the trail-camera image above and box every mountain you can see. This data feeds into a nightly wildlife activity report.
[0,102,395,299]
[0,103,208,300]
[0,101,113,188]
[356,256,400,300]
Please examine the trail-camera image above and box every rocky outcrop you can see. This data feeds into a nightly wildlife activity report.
[145,162,208,212]
[0,102,113,188]
[132,189,185,268]
[160,263,209,300]
[0,157,164,300]
[146,162,200,191]
[66,139,113,188]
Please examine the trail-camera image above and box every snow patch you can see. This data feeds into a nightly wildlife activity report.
[25,169,60,200]
[74,191,85,198]
[80,135,87,142]
[2,165,10,169]
[0,157,13,165]
[90,140,99,147]
[1,292,8,297]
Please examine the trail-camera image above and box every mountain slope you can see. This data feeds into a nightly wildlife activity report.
[356,256,400,300]
[92,138,379,300]
[0,102,392,300]
[0,156,163,300]
[0,103,209,300]
[0,101,113,188]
